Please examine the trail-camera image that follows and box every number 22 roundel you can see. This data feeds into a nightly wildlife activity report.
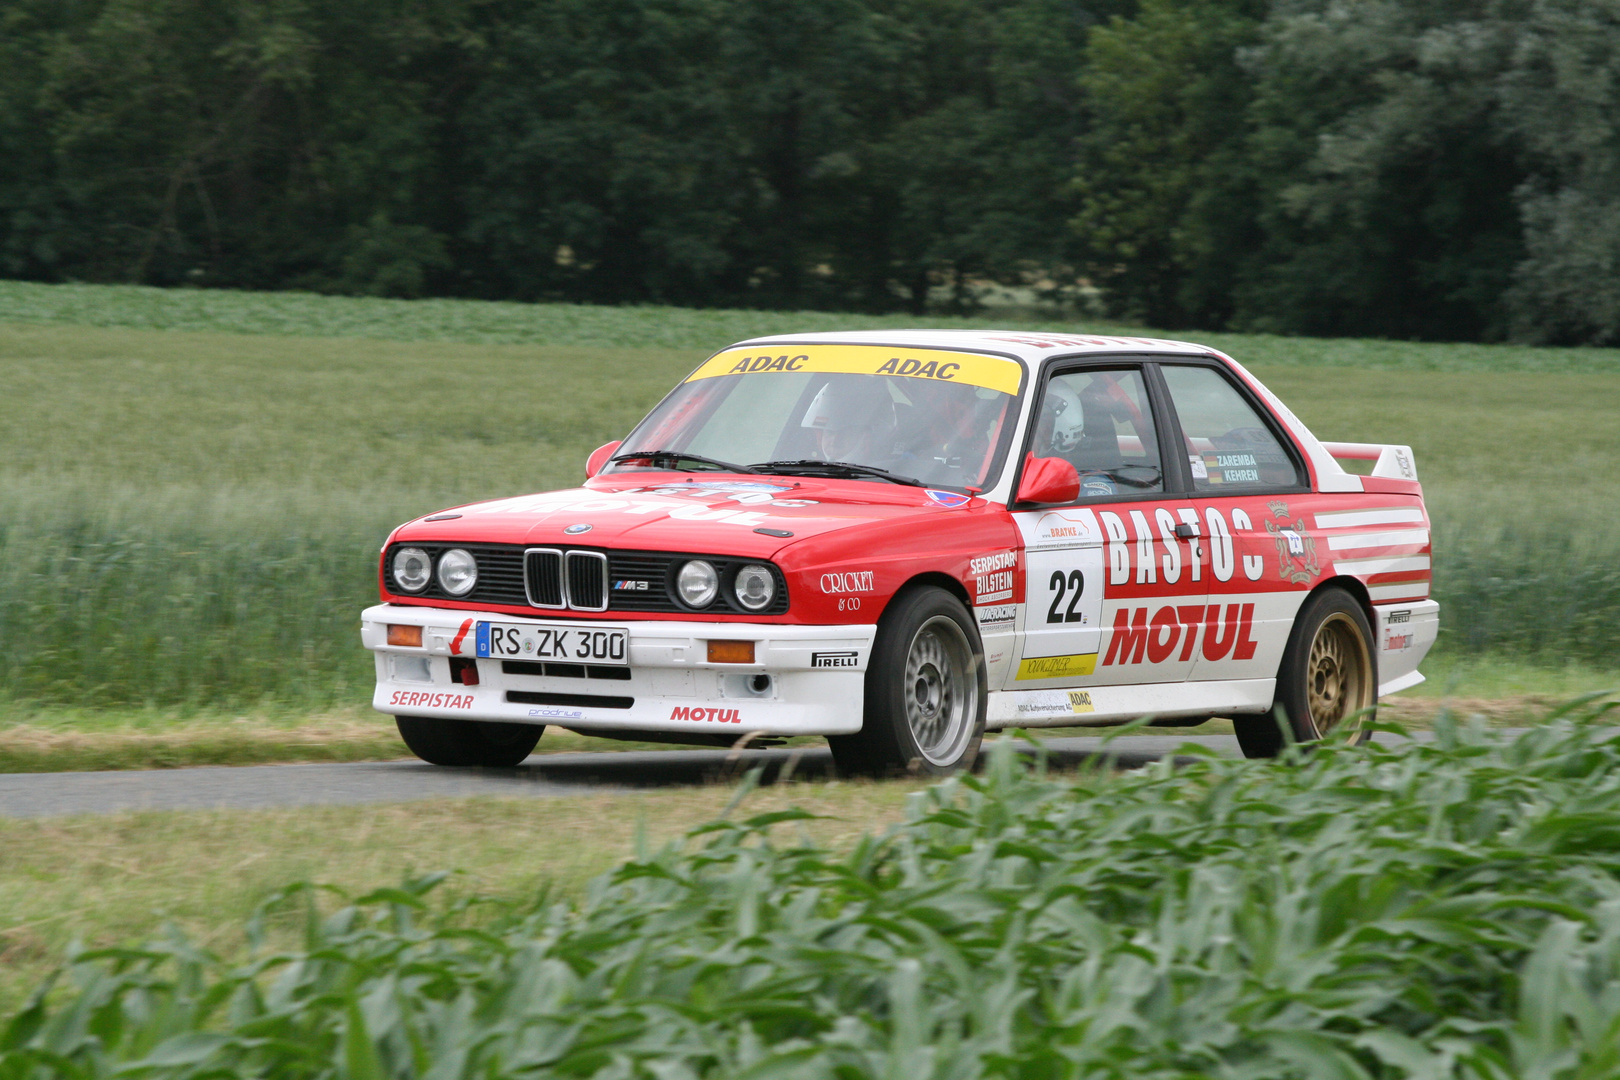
[1011,508,1106,684]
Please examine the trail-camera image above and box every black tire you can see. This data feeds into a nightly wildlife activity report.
[395,716,542,767]
[828,586,987,776]
[1233,587,1377,759]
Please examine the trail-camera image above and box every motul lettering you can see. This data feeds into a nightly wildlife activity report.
[670,706,742,723]
[1103,604,1259,665]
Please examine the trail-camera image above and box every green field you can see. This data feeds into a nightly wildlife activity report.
[1,279,1617,717]
[11,707,1620,1075]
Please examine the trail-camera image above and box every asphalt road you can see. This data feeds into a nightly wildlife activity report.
[0,734,1240,818]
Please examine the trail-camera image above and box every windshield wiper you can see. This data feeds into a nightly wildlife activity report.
[750,459,925,487]
[609,449,757,474]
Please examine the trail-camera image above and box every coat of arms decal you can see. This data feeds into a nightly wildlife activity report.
[1263,500,1321,585]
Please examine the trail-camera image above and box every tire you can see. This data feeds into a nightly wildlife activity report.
[396,716,542,767]
[829,586,987,776]
[1233,587,1377,759]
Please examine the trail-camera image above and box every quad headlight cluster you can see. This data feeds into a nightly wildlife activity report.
[392,547,478,596]
[676,559,776,611]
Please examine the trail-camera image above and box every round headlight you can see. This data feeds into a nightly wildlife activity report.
[677,560,719,607]
[392,547,432,592]
[437,548,478,596]
[734,564,776,611]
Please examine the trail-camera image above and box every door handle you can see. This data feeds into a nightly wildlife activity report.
[1173,522,1199,540]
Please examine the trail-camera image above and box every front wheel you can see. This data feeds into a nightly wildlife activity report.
[829,586,987,776]
[1233,587,1377,759]
[396,716,542,766]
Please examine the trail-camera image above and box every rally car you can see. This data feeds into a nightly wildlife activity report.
[362,330,1437,773]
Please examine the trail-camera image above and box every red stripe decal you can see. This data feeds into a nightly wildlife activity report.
[449,618,474,655]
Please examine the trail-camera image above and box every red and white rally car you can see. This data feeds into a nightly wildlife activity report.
[362,330,1437,772]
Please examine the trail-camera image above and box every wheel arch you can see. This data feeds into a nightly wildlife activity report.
[1314,574,1376,631]
[886,572,975,626]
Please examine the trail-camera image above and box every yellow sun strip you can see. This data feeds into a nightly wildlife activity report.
[687,345,1024,396]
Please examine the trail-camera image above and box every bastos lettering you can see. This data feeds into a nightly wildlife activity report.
[1102,604,1260,666]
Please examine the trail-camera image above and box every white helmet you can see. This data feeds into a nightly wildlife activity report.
[1039,381,1085,454]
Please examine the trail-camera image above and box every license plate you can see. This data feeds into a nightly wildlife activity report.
[475,621,629,664]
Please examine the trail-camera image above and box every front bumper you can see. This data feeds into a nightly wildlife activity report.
[361,604,874,736]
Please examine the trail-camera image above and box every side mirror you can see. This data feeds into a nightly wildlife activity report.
[585,440,621,479]
[1016,454,1079,505]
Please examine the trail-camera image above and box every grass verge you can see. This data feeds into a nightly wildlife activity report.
[0,780,928,1016]
[7,699,1620,1075]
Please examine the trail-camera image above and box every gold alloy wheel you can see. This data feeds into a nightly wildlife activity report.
[1305,611,1374,741]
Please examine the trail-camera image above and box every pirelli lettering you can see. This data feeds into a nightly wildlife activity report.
[687,344,1024,396]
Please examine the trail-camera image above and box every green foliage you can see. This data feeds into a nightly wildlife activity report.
[1,287,1618,709]
[9,707,1620,1076]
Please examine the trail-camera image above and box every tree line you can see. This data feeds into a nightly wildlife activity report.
[2,0,1618,344]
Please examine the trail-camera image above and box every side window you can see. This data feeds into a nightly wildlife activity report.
[1032,368,1163,497]
[1160,365,1301,491]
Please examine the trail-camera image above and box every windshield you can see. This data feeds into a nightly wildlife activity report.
[611,345,1026,491]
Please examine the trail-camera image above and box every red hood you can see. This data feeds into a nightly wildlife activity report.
[389,474,987,558]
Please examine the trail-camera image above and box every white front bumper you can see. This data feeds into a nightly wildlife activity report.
[361,604,875,736]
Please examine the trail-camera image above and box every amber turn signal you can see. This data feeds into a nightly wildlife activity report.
[387,624,423,648]
[706,639,755,664]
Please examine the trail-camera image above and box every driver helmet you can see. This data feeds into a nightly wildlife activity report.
[1037,380,1085,455]
[801,377,894,460]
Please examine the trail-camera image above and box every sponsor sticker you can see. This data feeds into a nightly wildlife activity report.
[976,603,1016,628]
[1264,500,1322,584]
[1384,631,1414,652]
[1014,690,1096,715]
[671,706,743,723]
[1015,652,1099,681]
[1189,455,1208,481]
[811,650,859,668]
[529,707,584,720]
[388,691,474,709]
[820,571,875,594]
[687,344,1025,396]
[925,489,973,508]
[970,550,1017,604]
[1031,508,1099,548]
[1388,609,1412,624]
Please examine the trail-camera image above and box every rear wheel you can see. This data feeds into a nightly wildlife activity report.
[395,716,542,766]
[1233,587,1377,759]
[829,586,986,776]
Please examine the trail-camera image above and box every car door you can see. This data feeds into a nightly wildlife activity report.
[1152,360,1317,684]
[1009,363,1207,692]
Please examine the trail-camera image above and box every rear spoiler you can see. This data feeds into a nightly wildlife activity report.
[1321,442,1418,481]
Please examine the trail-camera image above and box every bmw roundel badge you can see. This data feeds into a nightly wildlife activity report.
[563,523,592,535]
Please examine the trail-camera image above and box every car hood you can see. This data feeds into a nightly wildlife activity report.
[389,476,989,557]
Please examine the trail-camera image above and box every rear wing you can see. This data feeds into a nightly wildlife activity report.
[1321,442,1419,481]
